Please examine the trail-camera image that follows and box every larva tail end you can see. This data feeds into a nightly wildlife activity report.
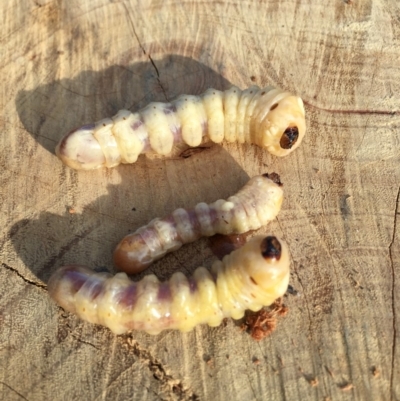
[209,233,247,260]
[113,234,153,274]
[258,95,306,157]
[48,265,95,313]
[56,125,106,170]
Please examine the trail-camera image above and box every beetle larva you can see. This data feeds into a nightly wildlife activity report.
[113,174,283,274]
[48,235,290,335]
[56,85,306,170]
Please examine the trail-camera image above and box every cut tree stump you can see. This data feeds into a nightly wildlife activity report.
[1,0,399,400]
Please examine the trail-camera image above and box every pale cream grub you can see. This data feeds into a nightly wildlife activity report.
[56,85,306,170]
[48,236,290,335]
[113,174,284,274]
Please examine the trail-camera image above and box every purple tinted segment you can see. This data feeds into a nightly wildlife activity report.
[79,124,96,130]
[131,120,143,130]
[85,281,104,301]
[61,266,91,294]
[47,265,103,313]
[209,208,218,225]
[164,105,177,114]
[187,210,201,236]
[157,283,172,302]
[171,125,183,143]
[118,284,138,308]
[188,278,197,294]
[59,124,96,153]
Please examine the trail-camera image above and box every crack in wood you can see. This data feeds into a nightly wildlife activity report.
[389,186,400,401]
[149,54,169,102]
[121,2,145,56]
[126,337,199,401]
[0,381,29,401]
[1,263,47,291]
[120,2,169,102]
[70,334,100,350]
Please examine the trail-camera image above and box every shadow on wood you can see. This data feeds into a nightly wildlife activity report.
[15,54,233,155]
[8,145,250,284]
[11,55,257,284]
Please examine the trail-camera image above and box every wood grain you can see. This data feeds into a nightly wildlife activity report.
[1,0,400,400]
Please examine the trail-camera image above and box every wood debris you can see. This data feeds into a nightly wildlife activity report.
[339,383,354,391]
[241,298,288,340]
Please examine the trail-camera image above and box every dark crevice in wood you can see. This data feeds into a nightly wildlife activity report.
[126,337,199,400]
[121,2,169,102]
[389,186,400,401]
[0,381,29,401]
[121,2,146,56]
[1,263,47,291]
[70,334,100,350]
[149,55,169,102]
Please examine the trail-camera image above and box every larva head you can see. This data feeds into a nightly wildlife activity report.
[55,125,106,170]
[260,236,282,260]
[227,235,290,304]
[255,93,306,157]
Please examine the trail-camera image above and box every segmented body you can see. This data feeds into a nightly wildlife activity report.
[48,235,290,335]
[56,85,306,170]
[113,174,283,274]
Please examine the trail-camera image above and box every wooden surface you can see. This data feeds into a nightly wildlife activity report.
[1,0,399,400]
